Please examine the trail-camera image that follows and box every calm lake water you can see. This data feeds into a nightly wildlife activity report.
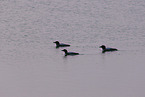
[0,0,145,97]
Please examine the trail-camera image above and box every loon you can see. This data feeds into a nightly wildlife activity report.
[53,41,70,48]
[100,45,118,53]
[62,49,79,56]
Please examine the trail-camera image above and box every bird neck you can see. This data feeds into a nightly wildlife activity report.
[56,42,60,46]
[64,50,68,54]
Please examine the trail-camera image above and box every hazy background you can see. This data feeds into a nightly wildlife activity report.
[0,0,145,97]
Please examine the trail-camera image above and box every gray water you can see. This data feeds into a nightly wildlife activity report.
[0,0,145,97]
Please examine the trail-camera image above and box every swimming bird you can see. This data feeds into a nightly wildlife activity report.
[99,45,118,53]
[62,49,79,56]
[53,41,70,48]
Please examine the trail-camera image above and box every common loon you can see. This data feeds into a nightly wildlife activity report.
[53,41,70,48]
[99,45,118,53]
[62,49,79,56]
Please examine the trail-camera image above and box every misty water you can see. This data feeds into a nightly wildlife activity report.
[0,0,145,97]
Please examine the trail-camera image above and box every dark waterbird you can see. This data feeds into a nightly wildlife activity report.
[99,45,118,53]
[53,41,70,48]
[62,49,79,56]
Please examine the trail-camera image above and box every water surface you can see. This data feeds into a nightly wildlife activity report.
[0,0,145,97]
